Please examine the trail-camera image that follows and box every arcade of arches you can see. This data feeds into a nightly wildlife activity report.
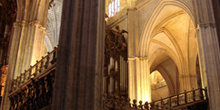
[0,0,219,110]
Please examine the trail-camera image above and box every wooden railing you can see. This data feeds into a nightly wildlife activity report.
[8,47,58,110]
[10,47,58,92]
[9,69,55,110]
[103,88,208,110]
[150,88,208,109]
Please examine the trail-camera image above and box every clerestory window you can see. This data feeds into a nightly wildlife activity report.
[108,0,120,18]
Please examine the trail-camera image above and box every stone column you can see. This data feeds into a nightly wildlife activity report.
[194,0,220,110]
[13,0,49,77]
[128,58,151,103]
[127,8,151,103]
[128,58,137,101]
[0,0,49,110]
[127,8,138,59]
[139,58,151,102]
[179,74,192,92]
[211,0,220,46]
[51,0,105,110]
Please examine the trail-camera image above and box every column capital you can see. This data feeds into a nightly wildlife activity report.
[13,20,46,31]
[197,22,216,28]
[13,21,25,27]
[127,7,137,12]
[128,56,148,61]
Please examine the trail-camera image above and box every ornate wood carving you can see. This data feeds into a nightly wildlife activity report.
[0,65,7,94]
[0,65,7,105]
[9,70,55,110]
[104,26,128,96]
[9,47,57,110]
[0,35,9,66]
[0,0,17,25]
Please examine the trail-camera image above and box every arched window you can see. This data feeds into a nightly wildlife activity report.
[108,0,120,18]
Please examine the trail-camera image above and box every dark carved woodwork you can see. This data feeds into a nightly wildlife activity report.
[0,35,9,67]
[0,65,7,105]
[0,0,17,25]
[104,26,128,96]
[9,70,55,110]
[9,48,57,110]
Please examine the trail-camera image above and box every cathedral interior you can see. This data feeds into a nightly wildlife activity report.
[0,0,219,110]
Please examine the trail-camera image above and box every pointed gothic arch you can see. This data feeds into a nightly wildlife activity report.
[140,0,195,56]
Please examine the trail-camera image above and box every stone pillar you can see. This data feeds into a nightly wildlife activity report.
[128,59,137,101]
[13,0,49,77]
[0,0,49,110]
[139,58,151,102]
[51,0,105,110]
[211,0,220,46]
[128,58,151,103]
[179,74,192,92]
[194,0,220,110]
[127,8,151,102]
[127,8,138,59]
